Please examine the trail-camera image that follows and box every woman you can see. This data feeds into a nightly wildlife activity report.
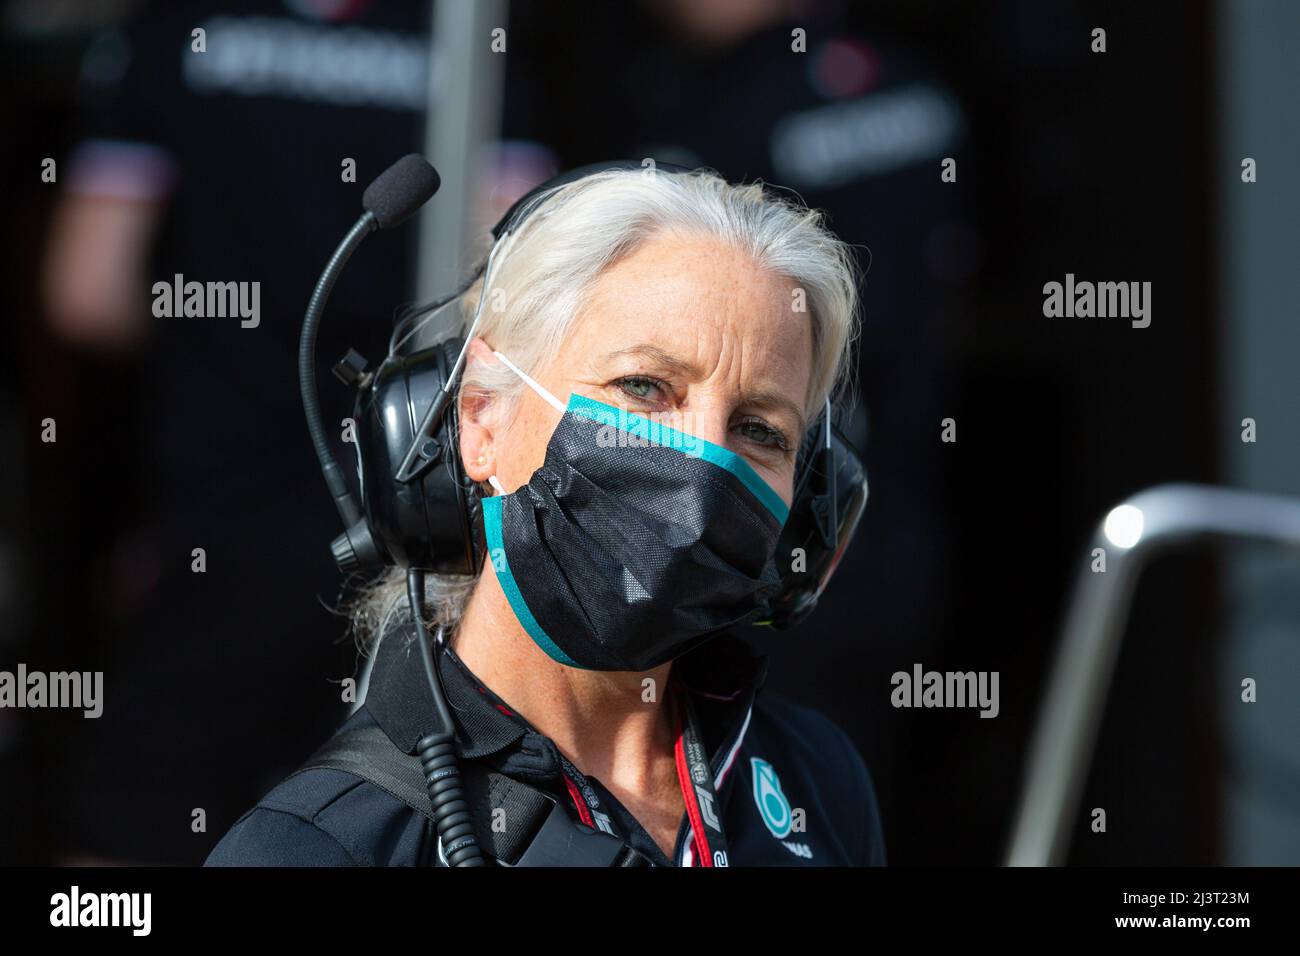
[207,165,885,866]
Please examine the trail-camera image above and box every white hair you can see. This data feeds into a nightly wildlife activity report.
[347,166,861,651]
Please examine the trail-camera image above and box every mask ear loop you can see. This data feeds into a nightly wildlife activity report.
[480,350,568,500]
[491,349,568,413]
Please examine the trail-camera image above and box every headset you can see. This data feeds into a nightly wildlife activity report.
[299,156,869,865]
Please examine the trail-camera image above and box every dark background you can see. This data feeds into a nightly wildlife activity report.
[1,0,1287,866]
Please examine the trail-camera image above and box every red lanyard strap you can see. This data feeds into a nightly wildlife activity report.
[549,685,730,866]
[673,688,730,867]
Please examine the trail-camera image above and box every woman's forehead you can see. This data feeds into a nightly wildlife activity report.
[565,234,813,395]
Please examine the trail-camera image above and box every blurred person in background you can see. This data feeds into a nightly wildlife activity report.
[39,0,430,864]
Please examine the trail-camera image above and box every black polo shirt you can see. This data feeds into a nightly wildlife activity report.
[205,626,885,867]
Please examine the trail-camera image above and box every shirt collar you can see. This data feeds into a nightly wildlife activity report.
[362,621,527,758]
[363,622,769,766]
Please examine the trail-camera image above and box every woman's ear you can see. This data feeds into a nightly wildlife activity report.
[458,337,499,483]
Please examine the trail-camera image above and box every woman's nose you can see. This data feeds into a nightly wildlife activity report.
[657,405,730,450]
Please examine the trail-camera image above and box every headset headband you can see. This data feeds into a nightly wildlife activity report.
[491,160,696,239]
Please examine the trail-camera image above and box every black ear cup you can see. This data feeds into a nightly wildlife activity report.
[763,424,868,629]
[350,336,480,574]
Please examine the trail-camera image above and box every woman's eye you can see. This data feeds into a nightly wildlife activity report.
[615,376,665,402]
[736,418,790,452]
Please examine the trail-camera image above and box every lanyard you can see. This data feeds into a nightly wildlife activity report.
[533,683,729,867]
[673,687,730,866]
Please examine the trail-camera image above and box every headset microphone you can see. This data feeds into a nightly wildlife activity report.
[362,154,442,230]
[299,155,485,866]
[299,155,442,575]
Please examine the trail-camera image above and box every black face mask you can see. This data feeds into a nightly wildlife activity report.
[479,352,788,672]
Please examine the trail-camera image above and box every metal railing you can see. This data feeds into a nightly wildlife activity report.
[1006,483,1300,866]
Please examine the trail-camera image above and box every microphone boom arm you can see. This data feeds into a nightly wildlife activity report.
[299,210,378,530]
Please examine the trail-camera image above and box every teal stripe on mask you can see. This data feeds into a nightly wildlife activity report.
[481,495,582,668]
[566,393,790,525]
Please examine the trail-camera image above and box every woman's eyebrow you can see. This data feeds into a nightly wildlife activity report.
[744,389,807,436]
[604,344,700,378]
